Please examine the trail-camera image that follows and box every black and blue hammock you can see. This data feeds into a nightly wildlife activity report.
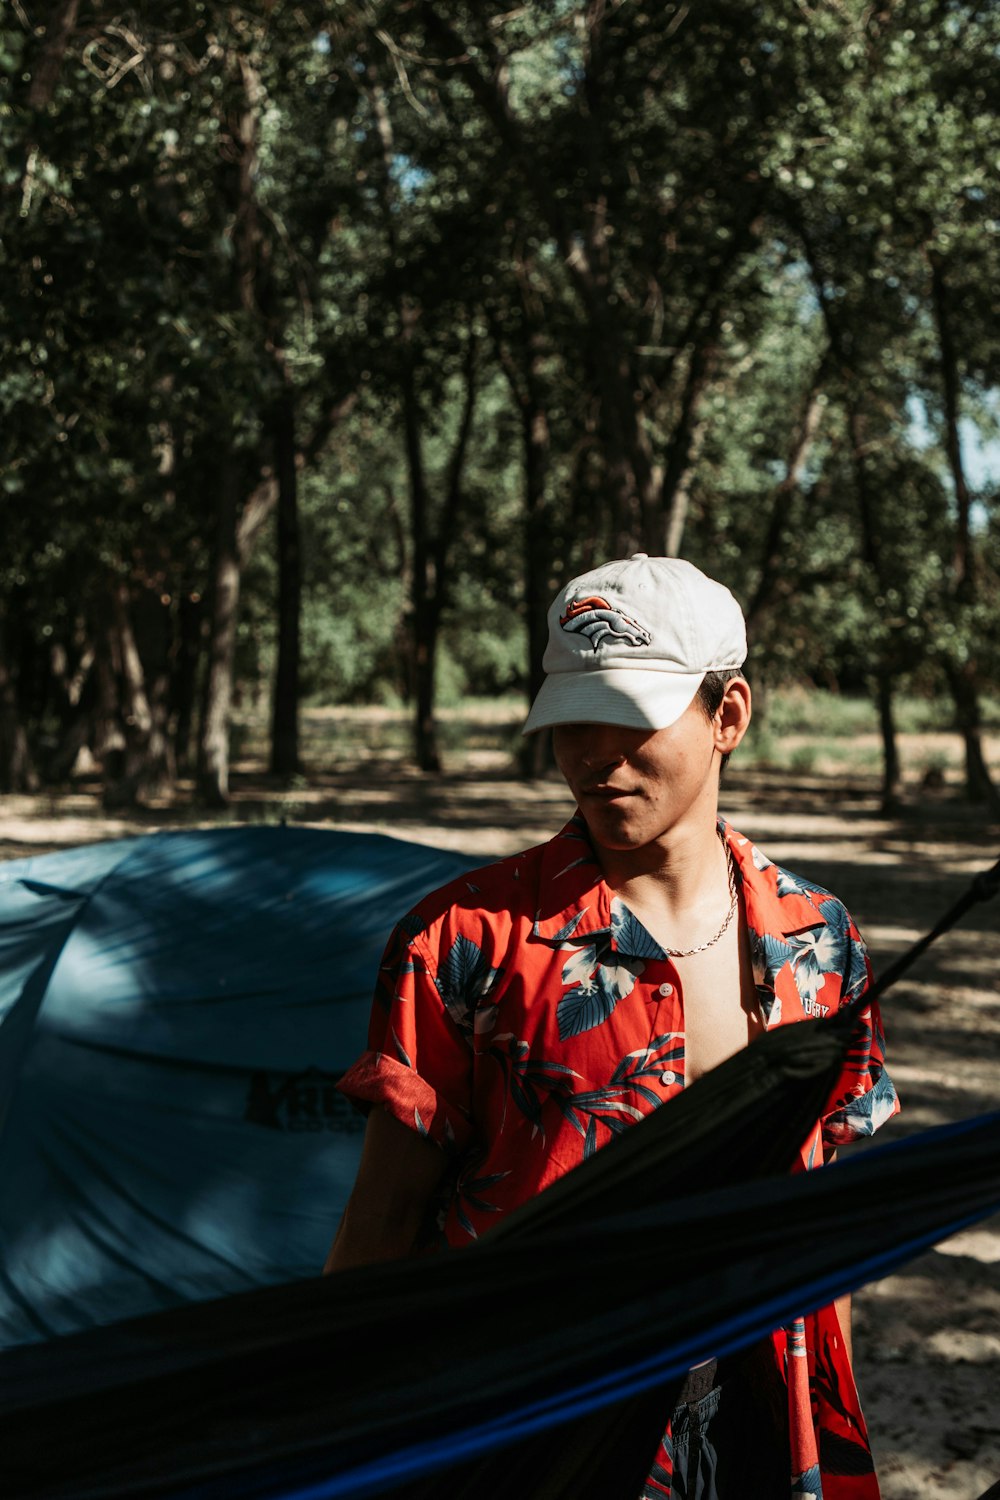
[3,851,998,1500]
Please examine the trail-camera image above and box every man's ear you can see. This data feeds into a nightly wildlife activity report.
[714,677,751,754]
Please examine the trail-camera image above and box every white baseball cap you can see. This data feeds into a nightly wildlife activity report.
[522,554,747,735]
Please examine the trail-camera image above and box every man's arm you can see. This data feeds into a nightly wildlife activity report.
[835,1292,853,1365]
[323,1106,448,1273]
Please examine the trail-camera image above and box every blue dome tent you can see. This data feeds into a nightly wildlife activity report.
[0,825,480,1346]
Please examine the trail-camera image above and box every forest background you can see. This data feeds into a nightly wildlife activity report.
[3,9,1000,1496]
[1,0,999,812]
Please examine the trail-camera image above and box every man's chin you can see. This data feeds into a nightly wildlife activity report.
[581,813,658,853]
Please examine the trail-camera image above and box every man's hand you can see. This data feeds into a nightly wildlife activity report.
[323,1107,448,1273]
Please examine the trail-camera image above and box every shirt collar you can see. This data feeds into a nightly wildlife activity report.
[720,817,836,940]
[531,814,614,945]
[531,814,830,953]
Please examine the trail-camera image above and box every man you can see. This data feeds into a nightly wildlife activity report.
[328,555,898,1498]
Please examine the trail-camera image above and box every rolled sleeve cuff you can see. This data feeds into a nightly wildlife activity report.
[823,1069,900,1149]
[337,1050,473,1155]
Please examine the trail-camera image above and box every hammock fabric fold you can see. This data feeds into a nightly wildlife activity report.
[4,1000,999,1500]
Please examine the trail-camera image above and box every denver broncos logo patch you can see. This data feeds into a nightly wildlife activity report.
[560,595,652,652]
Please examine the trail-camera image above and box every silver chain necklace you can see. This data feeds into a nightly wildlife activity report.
[662,836,739,958]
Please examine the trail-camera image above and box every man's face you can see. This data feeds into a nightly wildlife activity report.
[552,700,720,858]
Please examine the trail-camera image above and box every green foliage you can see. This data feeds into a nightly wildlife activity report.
[1,0,997,793]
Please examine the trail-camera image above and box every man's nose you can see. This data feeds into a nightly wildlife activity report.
[579,733,626,771]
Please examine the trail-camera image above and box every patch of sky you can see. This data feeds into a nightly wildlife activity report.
[907,394,997,531]
[391,154,431,196]
[906,394,937,453]
[959,416,999,515]
[553,28,584,89]
[778,255,822,323]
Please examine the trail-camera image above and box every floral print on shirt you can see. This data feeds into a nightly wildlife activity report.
[339,816,898,1500]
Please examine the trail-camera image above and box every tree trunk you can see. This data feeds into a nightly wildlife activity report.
[400,312,442,774]
[413,602,441,775]
[45,636,95,782]
[521,420,556,780]
[928,252,973,587]
[405,352,481,777]
[92,619,125,761]
[0,619,38,793]
[102,583,173,808]
[172,593,204,775]
[198,464,241,806]
[844,401,914,810]
[875,672,901,815]
[190,51,263,806]
[745,369,828,632]
[927,248,998,809]
[368,76,445,773]
[945,661,1000,813]
[269,378,301,777]
[801,232,909,812]
[657,321,720,557]
[502,332,556,779]
[663,427,704,559]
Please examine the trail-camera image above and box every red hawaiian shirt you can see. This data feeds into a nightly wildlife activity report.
[338,816,899,1500]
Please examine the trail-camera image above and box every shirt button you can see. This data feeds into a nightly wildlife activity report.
[658,982,674,997]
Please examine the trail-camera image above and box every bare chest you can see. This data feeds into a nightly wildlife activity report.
[658,920,764,1084]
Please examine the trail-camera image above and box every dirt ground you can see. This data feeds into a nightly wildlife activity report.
[2,751,998,1498]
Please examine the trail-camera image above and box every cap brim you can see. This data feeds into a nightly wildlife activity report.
[522,669,706,735]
